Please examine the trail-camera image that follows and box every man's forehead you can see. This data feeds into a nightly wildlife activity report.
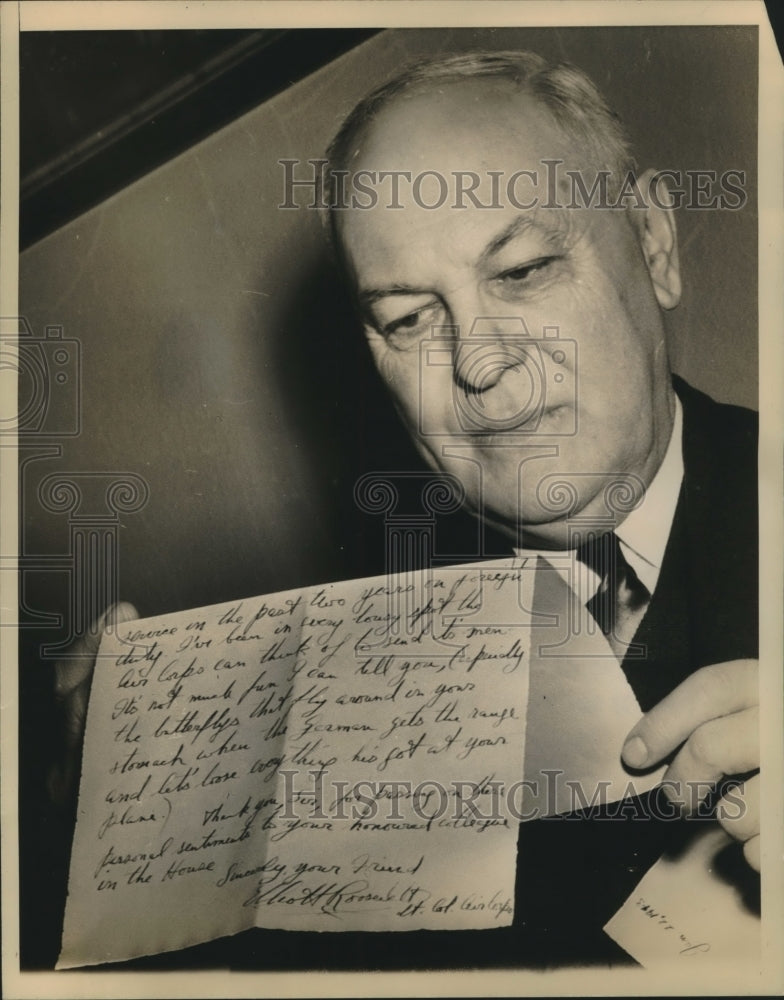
[351,77,572,174]
[334,79,600,277]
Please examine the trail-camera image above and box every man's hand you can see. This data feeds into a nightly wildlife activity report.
[48,601,139,805]
[622,659,760,871]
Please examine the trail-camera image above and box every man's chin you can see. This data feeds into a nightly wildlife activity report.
[457,496,565,545]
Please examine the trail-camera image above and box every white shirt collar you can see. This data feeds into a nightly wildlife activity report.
[514,396,683,600]
[614,395,683,594]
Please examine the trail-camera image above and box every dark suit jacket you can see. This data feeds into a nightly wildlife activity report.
[624,375,758,710]
[506,375,759,967]
[71,377,760,974]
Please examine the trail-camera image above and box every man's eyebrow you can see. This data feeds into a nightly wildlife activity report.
[358,212,569,306]
[480,212,565,262]
[358,285,430,307]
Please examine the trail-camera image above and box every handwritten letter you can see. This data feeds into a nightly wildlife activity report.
[59,561,536,967]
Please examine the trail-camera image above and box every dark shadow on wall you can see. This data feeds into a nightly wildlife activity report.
[262,252,463,580]
[266,252,508,580]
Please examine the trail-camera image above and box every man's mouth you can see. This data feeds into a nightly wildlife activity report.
[455,398,568,436]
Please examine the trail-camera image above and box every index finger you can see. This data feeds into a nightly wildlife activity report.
[622,658,758,769]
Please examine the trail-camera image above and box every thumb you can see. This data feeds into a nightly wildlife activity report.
[53,601,139,701]
[621,659,757,769]
[49,602,139,806]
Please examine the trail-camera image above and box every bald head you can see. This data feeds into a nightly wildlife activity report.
[324,50,636,222]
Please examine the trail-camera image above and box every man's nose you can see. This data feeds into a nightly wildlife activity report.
[451,312,533,393]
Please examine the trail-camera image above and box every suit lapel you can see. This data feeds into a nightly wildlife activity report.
[620,377,758,710]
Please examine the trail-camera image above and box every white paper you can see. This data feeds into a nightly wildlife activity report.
[59,561,533,967]
[523,560,665,816]
[604,824,760,967]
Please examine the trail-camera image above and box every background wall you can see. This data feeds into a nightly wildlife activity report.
[19,25,758,964]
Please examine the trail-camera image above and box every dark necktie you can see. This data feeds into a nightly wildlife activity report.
[577,531,650,660]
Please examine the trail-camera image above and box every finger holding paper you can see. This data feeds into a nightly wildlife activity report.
[621,659,760,868]
[48,601,139,806]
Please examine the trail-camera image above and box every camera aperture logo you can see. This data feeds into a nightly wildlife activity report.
[419,317,577,439]
[0,317,81,437]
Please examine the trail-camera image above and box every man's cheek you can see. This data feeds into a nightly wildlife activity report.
[367,338,408,389]
[368,348,432,429]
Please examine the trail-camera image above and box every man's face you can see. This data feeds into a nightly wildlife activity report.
[337,79,679,547]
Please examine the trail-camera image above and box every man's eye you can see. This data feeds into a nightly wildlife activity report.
[495,257,556,289]
[379,301,444,346]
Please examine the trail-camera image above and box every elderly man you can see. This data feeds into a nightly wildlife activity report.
[324,45,758,823]
[54,51,758,968]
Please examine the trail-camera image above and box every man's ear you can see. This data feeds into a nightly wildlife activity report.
[632,168,682,310]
